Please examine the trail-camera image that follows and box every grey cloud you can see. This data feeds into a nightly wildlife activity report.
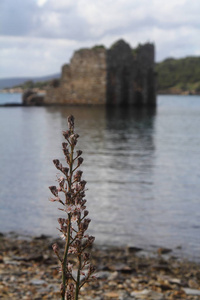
[0,36,76,77]
[1,0,200,42]
[0,0,91,41]
[35,10,90,41]
[0,0,39,36]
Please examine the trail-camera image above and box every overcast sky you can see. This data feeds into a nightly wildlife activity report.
[0,0,200,78]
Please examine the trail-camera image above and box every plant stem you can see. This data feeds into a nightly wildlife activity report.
[75,253,82,300]
[61,214,71,300]
[61,140,74,300]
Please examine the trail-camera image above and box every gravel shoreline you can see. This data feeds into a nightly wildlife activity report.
[0,233,200,300]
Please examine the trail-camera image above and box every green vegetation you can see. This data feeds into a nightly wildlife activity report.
[77,45,105,53]
[92,45,105,50]
[156,56,200,94]
[13,80,50,91]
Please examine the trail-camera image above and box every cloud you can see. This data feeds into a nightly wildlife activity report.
[0,0,89,40]
[0,0,200,77]
[0,0,37,36]
[37,0,48,7]
[0,36,78,77]
[2,0,199,40]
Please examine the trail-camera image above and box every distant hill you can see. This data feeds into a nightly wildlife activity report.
[155,56,200,94]
[0,73,60,89]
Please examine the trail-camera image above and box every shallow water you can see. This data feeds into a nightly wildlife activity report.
[0,94,200,260]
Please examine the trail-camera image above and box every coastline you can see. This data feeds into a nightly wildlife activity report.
[0,92,200,108]
[0,233,200,299]
[0,88,46,94]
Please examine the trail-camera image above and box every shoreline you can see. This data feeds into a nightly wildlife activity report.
[2,231,200,263]
[1,88,200,96]
[0,233,200,299]
[0,92,200,108]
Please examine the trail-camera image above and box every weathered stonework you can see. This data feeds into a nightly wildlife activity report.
[44,40,156,106]
[23,90,44,106]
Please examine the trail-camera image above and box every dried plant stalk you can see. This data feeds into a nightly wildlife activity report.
[49,115,96,300]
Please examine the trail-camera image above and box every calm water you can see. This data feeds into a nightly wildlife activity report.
[0,93,200,260]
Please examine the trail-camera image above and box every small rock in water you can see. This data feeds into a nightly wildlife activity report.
[127,246,143,253]
[157,247,172,255]
[33,234,49,240]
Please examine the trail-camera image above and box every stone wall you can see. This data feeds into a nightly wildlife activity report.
[44,40,156,106]
[106,40,135,105]
[134,43,156,106]
[44,48,107,105]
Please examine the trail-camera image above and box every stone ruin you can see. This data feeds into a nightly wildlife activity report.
[44,39,156,106]
[22,90,44,106]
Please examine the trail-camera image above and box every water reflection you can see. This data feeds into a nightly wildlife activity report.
[44,105,157,247]
[106,105,156,129]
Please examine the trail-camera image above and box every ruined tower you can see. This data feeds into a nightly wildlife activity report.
[44,40,156,106]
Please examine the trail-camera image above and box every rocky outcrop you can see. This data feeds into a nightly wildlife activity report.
[44,40,156,106]
[22,90,44,106]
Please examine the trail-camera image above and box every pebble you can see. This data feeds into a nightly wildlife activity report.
[96,271,111,279]
[30,279,47,285]
[105,291,120,298]
[188,279,199,289]
[183,288,200,296]
[131,289,164,299]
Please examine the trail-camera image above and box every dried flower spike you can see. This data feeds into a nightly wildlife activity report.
[49,115,96,300]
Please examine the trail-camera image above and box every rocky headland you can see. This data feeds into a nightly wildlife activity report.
[0,233,200,300]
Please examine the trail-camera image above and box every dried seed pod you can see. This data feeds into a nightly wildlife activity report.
[49,185,58,196]
[77,157,84,166]
[53,159,62,170]
[76,150,82,157]
[63,130,70,139]
[74,170,83,182]
[67,115,74,130]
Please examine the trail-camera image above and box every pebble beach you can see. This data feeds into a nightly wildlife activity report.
[0,233,200,300]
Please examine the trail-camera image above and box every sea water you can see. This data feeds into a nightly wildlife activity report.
[0,94,200,261]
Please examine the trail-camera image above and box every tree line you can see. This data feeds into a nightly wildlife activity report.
[155,56,200,94]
